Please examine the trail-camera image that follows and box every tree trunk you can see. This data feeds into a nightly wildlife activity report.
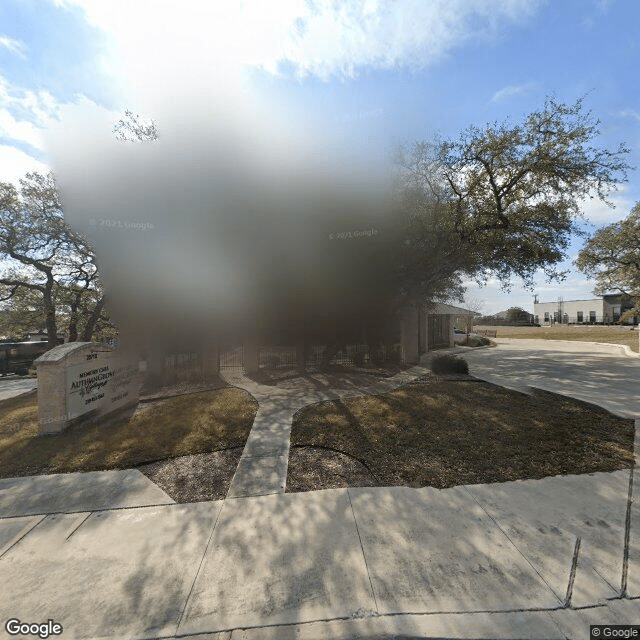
[81,296,105,342]
[67,291,81,342]
[43,280,58,349]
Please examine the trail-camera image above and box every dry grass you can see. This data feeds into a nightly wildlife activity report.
[0,388,258,478]
[476,324,639,352]
[289,376,635,490]
[248,362,412,386]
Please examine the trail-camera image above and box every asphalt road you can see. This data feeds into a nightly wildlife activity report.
[0,375,37,401]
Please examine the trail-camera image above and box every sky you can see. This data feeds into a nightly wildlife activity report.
[0,0,639,317]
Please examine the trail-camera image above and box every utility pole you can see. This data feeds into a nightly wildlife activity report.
[558,296,563,325]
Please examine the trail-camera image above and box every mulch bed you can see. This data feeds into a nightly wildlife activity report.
[138,448,244,502]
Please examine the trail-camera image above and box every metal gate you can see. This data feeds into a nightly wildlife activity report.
[219,344,244,369]
[427,315,449,350]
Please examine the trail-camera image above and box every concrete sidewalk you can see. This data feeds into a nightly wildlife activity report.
[0,341,638,639]
[1,472,638,639]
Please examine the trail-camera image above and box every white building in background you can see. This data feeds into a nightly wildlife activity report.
[533,294,635,325]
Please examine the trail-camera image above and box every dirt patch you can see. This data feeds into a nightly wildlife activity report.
[286,446,378,492]
[138,448,244,502]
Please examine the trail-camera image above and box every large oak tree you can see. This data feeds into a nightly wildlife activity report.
[575,202,640,320]
[395,96,631,294]
[0,172,113,346]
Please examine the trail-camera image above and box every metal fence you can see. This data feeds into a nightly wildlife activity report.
[219,345,244,368]
[257,343,405,369]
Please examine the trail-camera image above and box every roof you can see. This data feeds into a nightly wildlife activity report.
[534,298,603,305]
[535,294,628,305]
[426,302,474,315]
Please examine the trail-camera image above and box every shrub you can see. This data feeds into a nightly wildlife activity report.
[265,354,282,369]
[461,335,491,347]
[351,351,366,367]
[431,354,469,375]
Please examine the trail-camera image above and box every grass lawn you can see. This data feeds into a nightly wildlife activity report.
[476,324,639,353]
[0,388,258,478]
[290,376,635,489]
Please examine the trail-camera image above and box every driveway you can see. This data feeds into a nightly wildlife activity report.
[0,375,37,401]
[460,338,640,418]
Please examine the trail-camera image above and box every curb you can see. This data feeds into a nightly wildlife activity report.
[494,338,640,359]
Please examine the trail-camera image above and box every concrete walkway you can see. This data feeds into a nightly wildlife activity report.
[0,341,639,639]
[221,364,430,498]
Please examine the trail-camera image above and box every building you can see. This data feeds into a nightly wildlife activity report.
[398,302,474,364]
[533,294,635,325]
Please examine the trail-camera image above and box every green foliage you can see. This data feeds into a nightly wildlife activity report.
[506,307,533,324]
[576,202,640,317]
[431,354,469,374]
[397,96,631,291]
[0,172,115,344]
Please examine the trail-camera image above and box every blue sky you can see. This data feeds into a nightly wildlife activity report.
[1,0,638,315]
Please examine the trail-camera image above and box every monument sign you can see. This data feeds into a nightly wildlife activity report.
[35,342,140,435]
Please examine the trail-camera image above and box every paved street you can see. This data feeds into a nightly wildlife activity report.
[0,376,37,401]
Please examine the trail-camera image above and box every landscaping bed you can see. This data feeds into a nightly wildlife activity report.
[287,376,635,491]
[2,369,634,502]
[0,385,258,482]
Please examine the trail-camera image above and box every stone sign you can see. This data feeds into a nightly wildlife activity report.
[35,342,140,435]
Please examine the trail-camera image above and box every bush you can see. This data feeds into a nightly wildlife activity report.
[265,354,282,369]
[351,351,366,367]
[461,335,491,347]
[431,354,469,375]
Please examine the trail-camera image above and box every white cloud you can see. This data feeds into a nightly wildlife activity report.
[616,109,640,123]
[0,145,49,185]
[0,108,46,150]
[0,74,121,184]
[490,81,538,102]
[0,35,27,58]
[577,187,633,226]
[51,0,546,88]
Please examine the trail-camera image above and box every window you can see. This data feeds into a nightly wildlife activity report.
[577,311,583,323]
[544,312,549,322]
[589,311,596,323]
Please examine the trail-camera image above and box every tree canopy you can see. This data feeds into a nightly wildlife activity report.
[395,96,631,291]
[0,172,114,346]
[575,202,640,317]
